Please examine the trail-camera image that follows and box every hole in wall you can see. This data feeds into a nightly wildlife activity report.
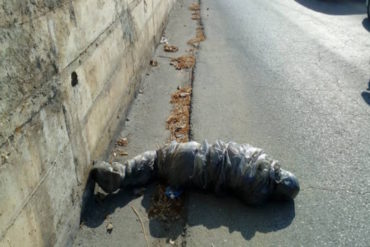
[71,71,78,87]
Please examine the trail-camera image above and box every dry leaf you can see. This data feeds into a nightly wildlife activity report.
[150,59,158,66]
[171,55,196,70]
[166,86,192,143]
[188,27,206,46]
[118,150,128,156]
[189,3,200,11]
[164,44,179,52]
[15,126,22,133]
[116,137,128,146]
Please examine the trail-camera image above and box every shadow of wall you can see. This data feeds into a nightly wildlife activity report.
[295,0,366,15]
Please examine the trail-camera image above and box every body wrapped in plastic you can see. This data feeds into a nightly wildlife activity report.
[91,140,299,205]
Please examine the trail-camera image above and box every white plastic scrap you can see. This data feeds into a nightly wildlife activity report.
[160,36,169,44]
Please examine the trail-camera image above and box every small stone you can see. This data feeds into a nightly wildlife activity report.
[106,223,113,233]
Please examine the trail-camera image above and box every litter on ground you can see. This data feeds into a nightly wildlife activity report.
[187,27,206,47]
[160,36,169,44]
[166,86,192,143]
[164,44,179,52]
[150,59,158,66]
[170,55,196,70]
[116,137,128,146]
[189,3,200,11]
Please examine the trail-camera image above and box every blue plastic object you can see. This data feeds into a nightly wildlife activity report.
[165,186,183,199]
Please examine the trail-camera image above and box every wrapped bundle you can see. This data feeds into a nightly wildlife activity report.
[91,140,299,205]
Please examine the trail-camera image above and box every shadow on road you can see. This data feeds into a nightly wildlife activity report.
[295,0,366,15]
[79,177,138,228]
[177,192,295,241]
[360,80,370,105]
[362,18,370,31]
[80,179,295,241]
[361,92,370,105]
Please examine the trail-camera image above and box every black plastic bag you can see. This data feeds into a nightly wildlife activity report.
[91,140,299,205]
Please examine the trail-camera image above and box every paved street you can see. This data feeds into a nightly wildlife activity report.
[74,0,370,246]
[189,0,370,246]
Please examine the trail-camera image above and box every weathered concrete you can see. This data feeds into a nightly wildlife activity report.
[0,0,176,246]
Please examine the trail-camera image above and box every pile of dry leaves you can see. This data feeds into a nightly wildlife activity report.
[188,3,206,47]
[147,86,191,223]
[187,27,206,47]
[148,184,185,222]
[147,2,201,225]
[190,4,201,20]
[170,55,196,70]
[166,86,192,143]
[189,2,200,11]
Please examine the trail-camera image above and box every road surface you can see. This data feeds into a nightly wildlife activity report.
[189,0,370,246]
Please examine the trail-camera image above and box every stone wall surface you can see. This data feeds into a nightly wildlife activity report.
[0,0,175,246]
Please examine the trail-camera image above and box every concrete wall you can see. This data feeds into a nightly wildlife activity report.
[0,0,175,246]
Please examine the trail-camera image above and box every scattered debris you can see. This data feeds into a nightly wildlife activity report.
[160,36,168,44]
[170,55,196,70]
[164,44,179,52]
[110,137,129,161]
[131,205,149,247]
[191,11,201,20]
[150,59,158,66]
[148,184,184,222]
[116,137,128,147]
[15,126,22,134]
[106,222,113,234]
[1,152,9,163]
[117,150,128,156]
[189,3,200,11]
[188,3,206,47]
[187,27,206,47]
[166,86,192,143]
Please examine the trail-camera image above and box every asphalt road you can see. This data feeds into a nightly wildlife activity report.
[189,0,370,246]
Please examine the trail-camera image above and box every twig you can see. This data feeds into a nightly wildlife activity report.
[157,55,174,59]
[130,205,149,247]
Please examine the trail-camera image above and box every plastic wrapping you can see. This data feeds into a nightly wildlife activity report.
[91,151,156,193]
[91,140,299,205]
